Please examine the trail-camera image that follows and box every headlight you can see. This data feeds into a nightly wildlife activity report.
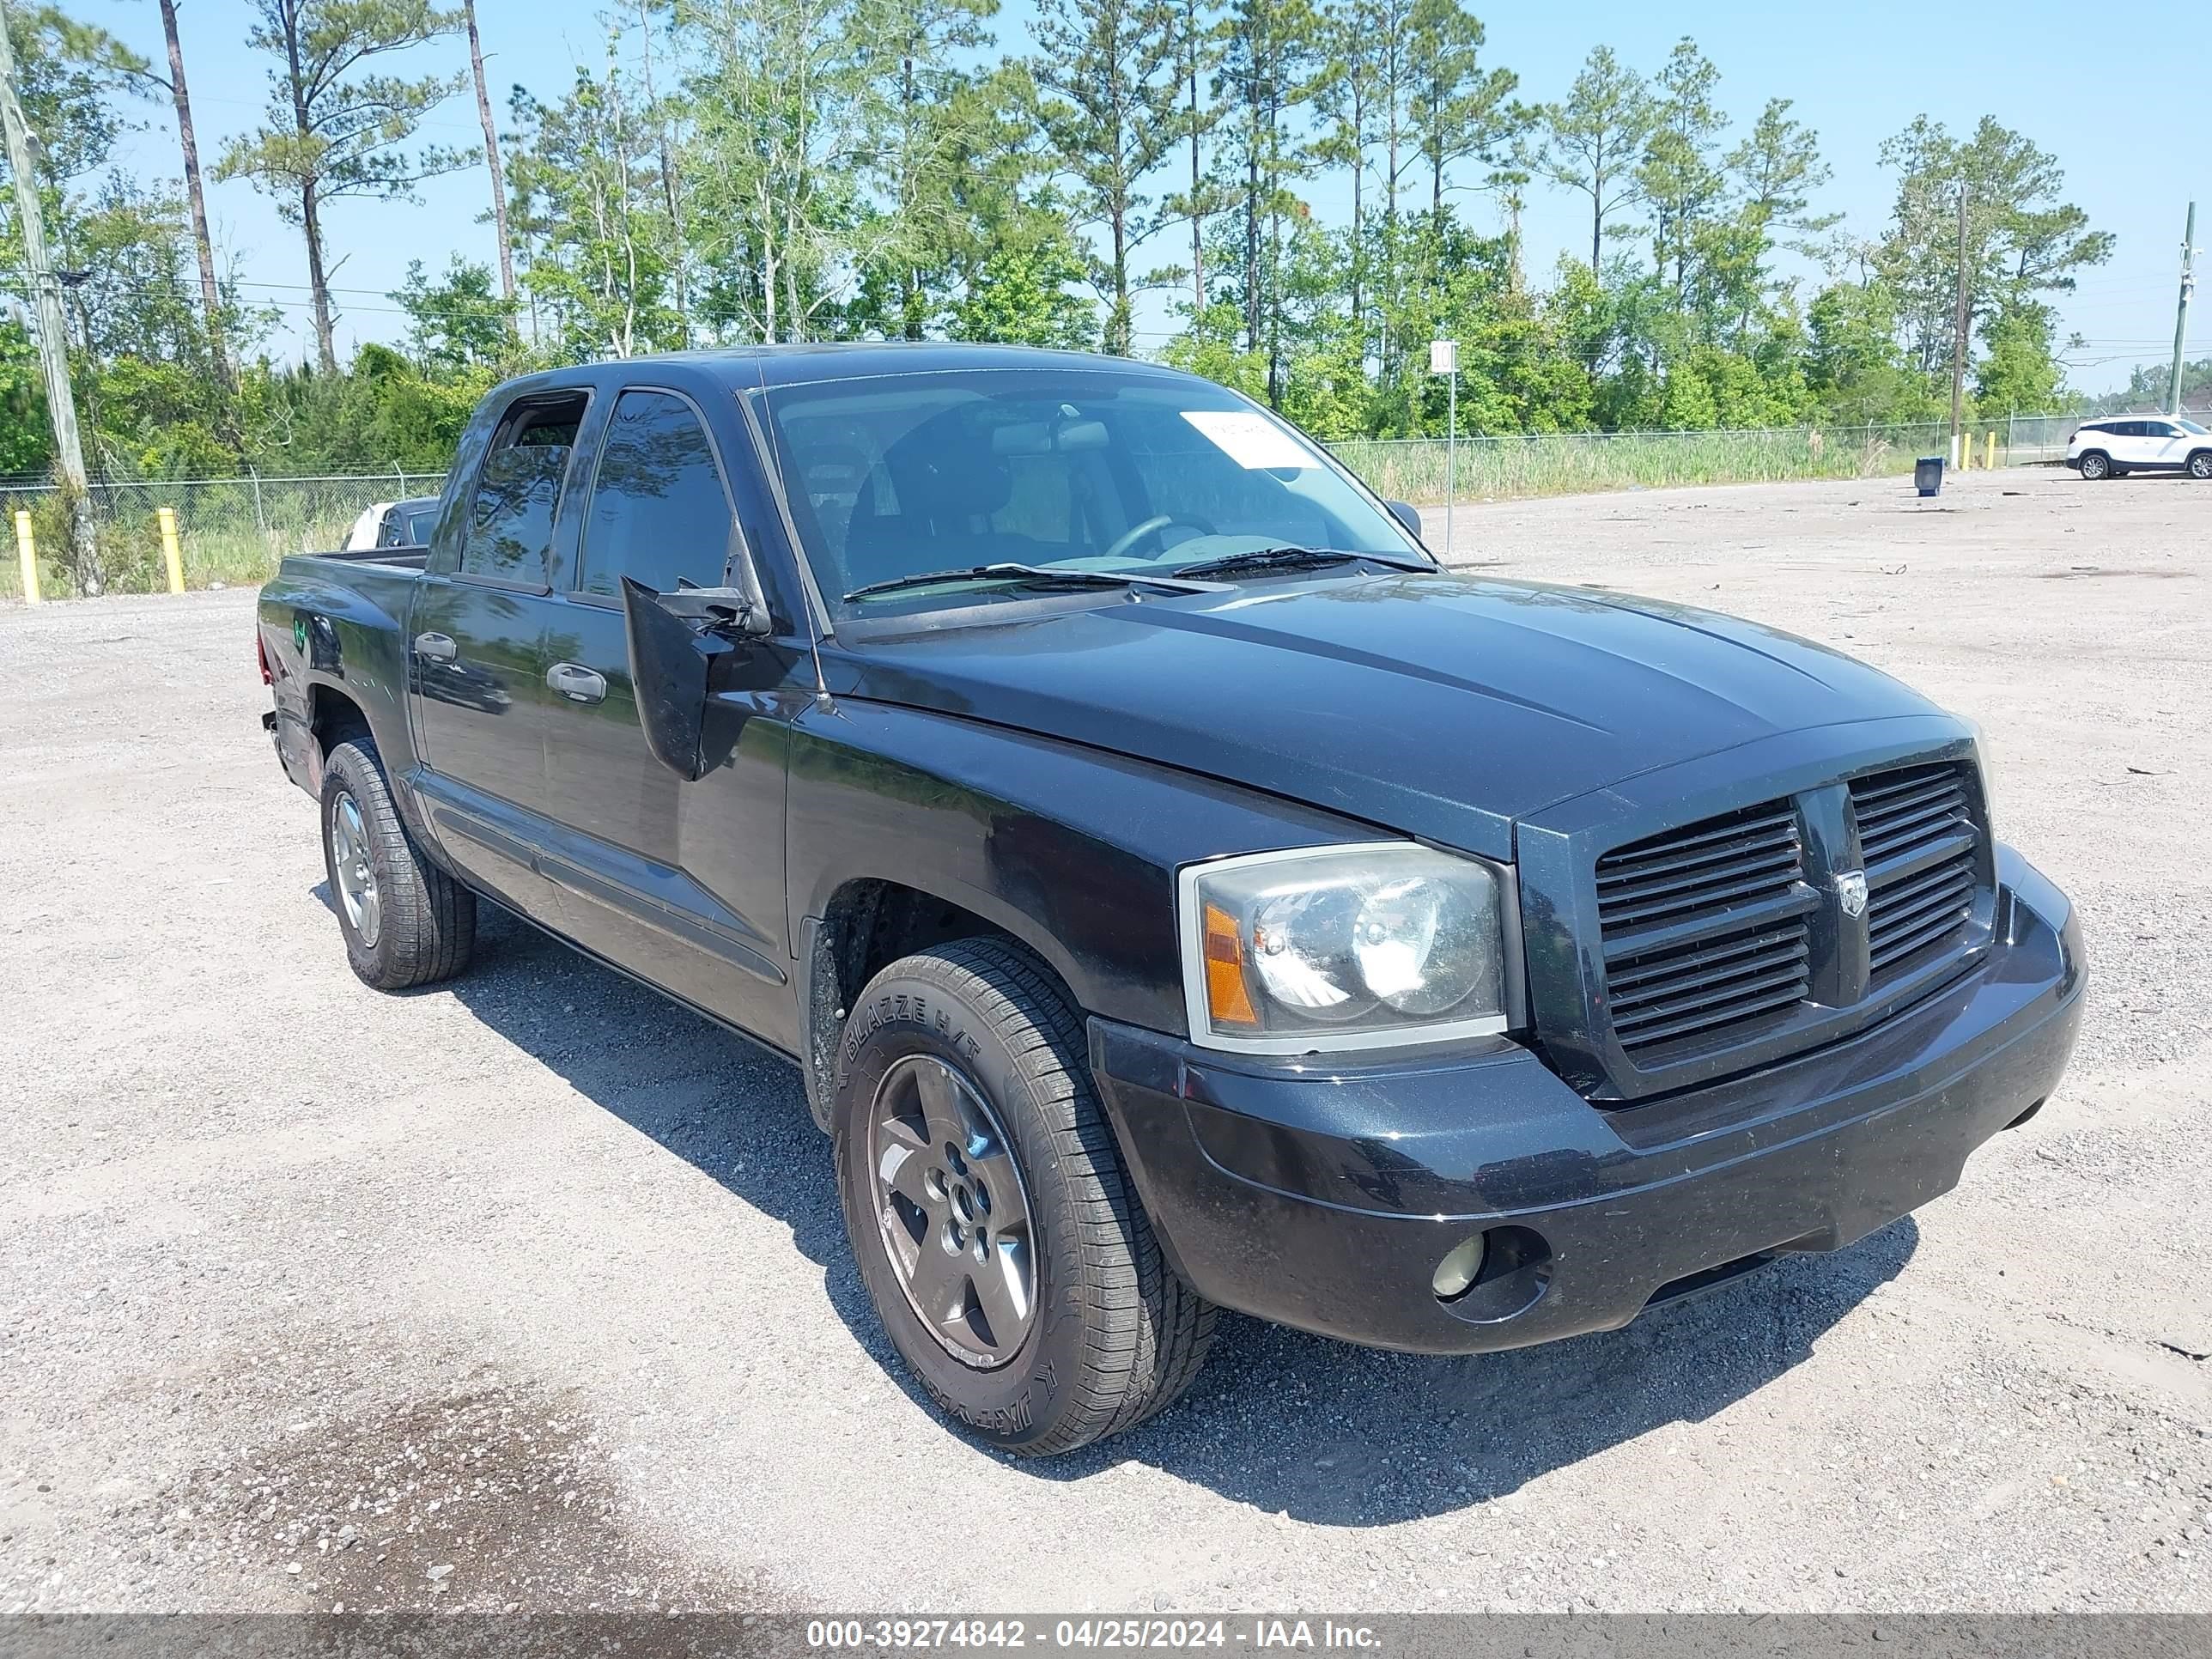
[1178,843,1517,1053]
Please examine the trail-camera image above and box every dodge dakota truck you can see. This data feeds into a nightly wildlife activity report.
[257,344,2085,1455]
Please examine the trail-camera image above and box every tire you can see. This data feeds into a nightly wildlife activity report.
[2077,451,2110,481]
[834,939,1215,1456]
[2189,451,2212,481]
[319,736,476,991]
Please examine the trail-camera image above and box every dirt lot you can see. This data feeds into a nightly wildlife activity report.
[1,468,2207,1616]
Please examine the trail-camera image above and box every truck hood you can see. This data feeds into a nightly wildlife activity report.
[821,570,1941,860]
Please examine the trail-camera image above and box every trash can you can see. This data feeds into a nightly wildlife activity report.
[1914,457,1944,497]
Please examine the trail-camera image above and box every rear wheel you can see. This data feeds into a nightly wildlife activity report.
[834,939,1214,1455]
[2076,451,2111,480]
[2189,450,2212,481]
[319,737,476,990]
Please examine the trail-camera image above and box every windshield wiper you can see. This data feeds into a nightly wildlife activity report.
[1169,544,1432,580]
[842,562,1206,603]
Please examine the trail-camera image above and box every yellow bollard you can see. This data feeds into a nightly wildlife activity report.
[157,505,185,594]
[1958,435,1969,471]
[1984,430,1998,471]
[13,509,37,605]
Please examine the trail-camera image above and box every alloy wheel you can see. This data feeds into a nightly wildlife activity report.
[329,790,381,948]
[866,1053,1037,1369]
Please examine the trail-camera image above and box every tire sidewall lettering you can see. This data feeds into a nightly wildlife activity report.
[843,991,983,1070]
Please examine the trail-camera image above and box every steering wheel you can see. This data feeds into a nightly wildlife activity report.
[1099,513,1215,565]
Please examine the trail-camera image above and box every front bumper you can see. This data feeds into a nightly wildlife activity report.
[1088,845,2084,1355]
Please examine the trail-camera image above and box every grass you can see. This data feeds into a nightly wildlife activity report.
[1334,422,1956,505]
[0,484,385,601]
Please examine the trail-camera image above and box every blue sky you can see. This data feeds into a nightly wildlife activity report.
[84,0,2206,393]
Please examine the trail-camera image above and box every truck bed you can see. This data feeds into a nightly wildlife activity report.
[297,545,430,569]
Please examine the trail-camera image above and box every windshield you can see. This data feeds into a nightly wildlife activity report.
[2180,419,2209,435]
[752,367,1428,614]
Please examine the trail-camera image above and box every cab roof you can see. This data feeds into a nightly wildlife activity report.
[612,342,1179,391]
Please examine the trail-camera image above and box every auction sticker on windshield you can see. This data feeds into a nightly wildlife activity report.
[1179,410,1316,470]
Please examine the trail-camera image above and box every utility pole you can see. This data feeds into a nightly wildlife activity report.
[0,0,97,592]
[2169,201,2197,417]
[1948,185,1971,471]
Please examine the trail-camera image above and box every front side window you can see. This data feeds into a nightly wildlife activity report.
[459,396,586,584]
[754,368,1425,615]
[576,390,736,599]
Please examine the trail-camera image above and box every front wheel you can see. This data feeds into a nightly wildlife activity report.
[2077,451,2111,481]
[2189,451,2212,481]
[834,939,1215,1455]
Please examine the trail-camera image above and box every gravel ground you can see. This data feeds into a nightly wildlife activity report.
[0,467,2207,1616]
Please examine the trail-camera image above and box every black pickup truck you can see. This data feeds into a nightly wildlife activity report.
[257,344,2084,1455]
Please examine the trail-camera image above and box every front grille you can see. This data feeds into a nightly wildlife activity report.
[1571,752,1993,1099]
[1596,799,1810,1057]
[1850,762,1979,978]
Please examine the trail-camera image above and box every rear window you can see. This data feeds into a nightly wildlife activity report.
[459,394,587,585]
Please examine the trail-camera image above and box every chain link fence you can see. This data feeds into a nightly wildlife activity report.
[0,413,2091,602]
[2003,413,2087,465]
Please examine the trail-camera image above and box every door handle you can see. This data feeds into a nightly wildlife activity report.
[413,631,458,662]
[546,661,607,704]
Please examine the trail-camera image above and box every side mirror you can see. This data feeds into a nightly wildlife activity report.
[618,577,769,781]
[1386,499,1426,543]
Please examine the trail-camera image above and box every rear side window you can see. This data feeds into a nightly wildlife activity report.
[577,390,736,599]
[460,395,586,584]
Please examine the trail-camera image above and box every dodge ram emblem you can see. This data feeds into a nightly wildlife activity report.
[1837,870,1869,918]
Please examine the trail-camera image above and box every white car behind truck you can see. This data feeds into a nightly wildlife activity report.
[2065,416,2212,480]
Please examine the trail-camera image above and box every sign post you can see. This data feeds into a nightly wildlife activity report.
[1430,339,1458,559]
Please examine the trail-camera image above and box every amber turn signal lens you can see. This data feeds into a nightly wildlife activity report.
[1201,902,1259,1028]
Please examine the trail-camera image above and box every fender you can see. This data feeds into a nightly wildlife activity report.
[257,562,428,827]
[784,696,1385,1036]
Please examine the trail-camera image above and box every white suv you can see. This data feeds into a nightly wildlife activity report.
[2065,416,2212,480]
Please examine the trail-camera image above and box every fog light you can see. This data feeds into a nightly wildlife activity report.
[1431,1233,1487,1301]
